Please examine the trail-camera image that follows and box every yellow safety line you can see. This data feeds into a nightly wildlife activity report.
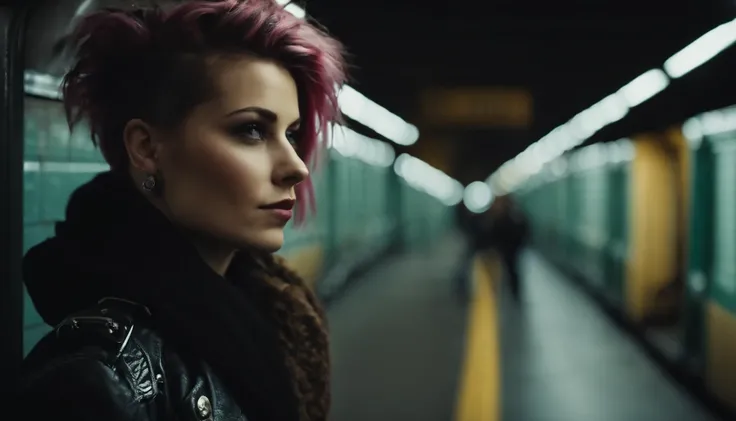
[454,253,500,421]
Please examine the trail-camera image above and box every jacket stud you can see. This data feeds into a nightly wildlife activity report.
[196,395,212,419]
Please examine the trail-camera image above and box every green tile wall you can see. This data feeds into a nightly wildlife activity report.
[22,97,108,355]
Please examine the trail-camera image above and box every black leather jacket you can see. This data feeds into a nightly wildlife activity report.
[19,297,246,421]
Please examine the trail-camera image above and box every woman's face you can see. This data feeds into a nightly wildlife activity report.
[151,55,309,253]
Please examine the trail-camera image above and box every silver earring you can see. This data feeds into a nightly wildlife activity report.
[142,174,156,192]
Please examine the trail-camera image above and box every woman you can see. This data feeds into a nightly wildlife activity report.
[19,1,346,421]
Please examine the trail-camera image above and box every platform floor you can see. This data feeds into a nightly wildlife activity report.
[499,251,718,421]
[326,237,720,421]
[326,232,469,421]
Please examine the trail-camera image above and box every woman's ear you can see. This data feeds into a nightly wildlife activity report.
[123,118,160,174]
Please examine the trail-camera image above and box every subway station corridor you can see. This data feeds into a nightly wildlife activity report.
[7,3,736,421]
[326,234,720,421]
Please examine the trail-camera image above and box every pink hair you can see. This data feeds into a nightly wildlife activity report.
[62,0,346,223]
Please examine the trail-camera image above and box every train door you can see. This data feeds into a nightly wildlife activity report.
[682,127,714,374]
[704,129,736,403]
[605,159,629,308]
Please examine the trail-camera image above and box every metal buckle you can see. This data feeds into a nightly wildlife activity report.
[97,297,152,316]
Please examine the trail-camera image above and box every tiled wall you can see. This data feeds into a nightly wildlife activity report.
[22,96,108,355]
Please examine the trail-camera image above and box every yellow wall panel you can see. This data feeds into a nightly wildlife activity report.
[281,245,325,290]
[706,301,736,409]
[664,126,690,279]
[626,134,679,322]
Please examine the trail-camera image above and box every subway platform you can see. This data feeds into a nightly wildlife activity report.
[326,233,720,421]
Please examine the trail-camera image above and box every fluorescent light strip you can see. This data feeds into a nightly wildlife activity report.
[664,17,736,79]
[488,16,736,195]
[23,161,110,173]
[617,69,669,107]
[463,181,493,214]
[393,153,464,206]
[277,0,418,146]
[328,124,395,167]
[683,105,736,140]
[24,71,62,99]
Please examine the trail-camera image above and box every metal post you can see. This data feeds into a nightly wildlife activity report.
[0,3,27,382]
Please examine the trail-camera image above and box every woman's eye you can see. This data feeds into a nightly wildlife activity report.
[234,123,265,141]
[233,123,301,153]
[286,129,300,148]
